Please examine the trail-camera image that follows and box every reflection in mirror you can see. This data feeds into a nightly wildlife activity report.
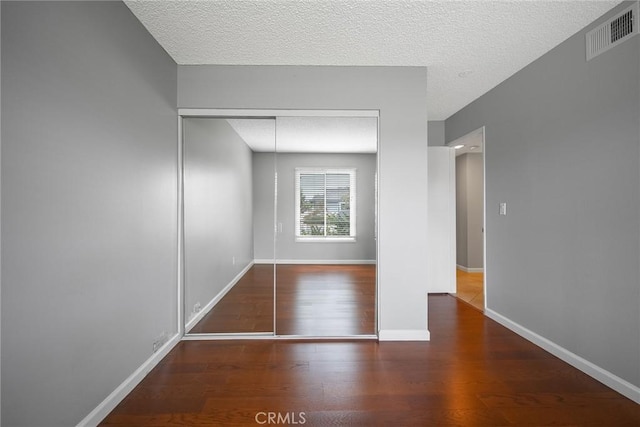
[183,117,275,334]
[273,117,378,336]
[182,114,378,337]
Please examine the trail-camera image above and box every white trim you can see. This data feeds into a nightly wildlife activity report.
[375,117,380,336]
[481,126,487,310]
[254,259,375,265]
[448,147,457,292]
[294,167,357,239]
[179,108,381,338]
[182,334,378,341]
[378,329,430,341]
[177,116,185,338]
[182,332,274,340]
[273,150,278,333]
[76,333,181,427]
[456,265,484,273]
[275,334,377,340]
[294,237,356,243]
[448,125,487,307]
[178,108,379,118]
[485,308,640,404]
[185,261,254,333]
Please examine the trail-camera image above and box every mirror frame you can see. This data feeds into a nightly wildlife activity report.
[178,109,380,340]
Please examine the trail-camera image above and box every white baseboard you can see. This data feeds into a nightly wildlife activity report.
[181,334,378,341]
[254,259,376,265]
[378,329,430,341]
[485,308,640,404]
[76,332,181,427]
[456,264,484,273]
[185,261,254,332]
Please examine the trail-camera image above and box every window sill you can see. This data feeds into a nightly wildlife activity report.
[295,237,356,243]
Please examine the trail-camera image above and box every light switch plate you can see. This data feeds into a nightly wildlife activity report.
[499,202,507,216]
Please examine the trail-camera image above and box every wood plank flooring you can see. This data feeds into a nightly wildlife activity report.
[189,264,376,336]
[275,264,376,336]
[189,265,275,334]
[101,295,640,426]
[453,269,484,311]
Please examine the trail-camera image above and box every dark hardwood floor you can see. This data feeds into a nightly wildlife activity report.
[188,265,275,334]
[101,295,640,426]
[275,264,376,336]
[189,264,376,336]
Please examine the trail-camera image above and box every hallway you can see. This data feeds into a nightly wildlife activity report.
[453,269,484,311]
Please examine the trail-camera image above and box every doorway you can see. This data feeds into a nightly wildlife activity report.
[448,127,485,311]
[179,109,379,338]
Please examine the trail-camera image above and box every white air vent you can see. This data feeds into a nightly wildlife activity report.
[586,2,638,61]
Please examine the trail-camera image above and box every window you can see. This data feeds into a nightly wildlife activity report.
[295,168,356,241]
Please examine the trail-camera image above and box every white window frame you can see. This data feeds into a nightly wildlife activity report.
[295,168,357,242]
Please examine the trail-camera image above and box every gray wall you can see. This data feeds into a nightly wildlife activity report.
[455,153,484,269]
[1,2,177,426]
[178,65,429,334]
[253,152,376,262]
[446,2,640,389]
[252,152,276,263]
[428,121,445,146]
[183,118,254,323]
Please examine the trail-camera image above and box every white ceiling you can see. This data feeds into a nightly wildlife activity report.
[226,116,378,153]
[125,0,618,120]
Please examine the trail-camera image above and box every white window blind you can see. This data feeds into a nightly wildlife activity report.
[295,168,356,240]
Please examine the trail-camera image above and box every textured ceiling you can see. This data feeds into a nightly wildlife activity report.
[125,0,619,120]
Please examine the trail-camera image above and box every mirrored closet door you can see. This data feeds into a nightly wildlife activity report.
[274,116,378,336]
[181,112,378,337]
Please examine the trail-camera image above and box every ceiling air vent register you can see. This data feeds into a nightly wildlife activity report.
[586,2,638,61]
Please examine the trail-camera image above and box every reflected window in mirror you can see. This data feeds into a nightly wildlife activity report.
[294,168,356,242]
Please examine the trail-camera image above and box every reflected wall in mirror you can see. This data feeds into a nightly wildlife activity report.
[183,117,275,334]
[272,117,378,336]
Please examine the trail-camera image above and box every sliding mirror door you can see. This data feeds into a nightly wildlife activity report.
[181,113,378,338]
[183,117,275,335]
[274,116,378,336]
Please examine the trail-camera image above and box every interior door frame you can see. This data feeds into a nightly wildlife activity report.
[446,126,487,310]
[177,108,380,340]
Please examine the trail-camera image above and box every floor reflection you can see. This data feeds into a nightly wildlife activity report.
[188,264,275,334]
[276,264,376,336]
[188,264,376,335]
